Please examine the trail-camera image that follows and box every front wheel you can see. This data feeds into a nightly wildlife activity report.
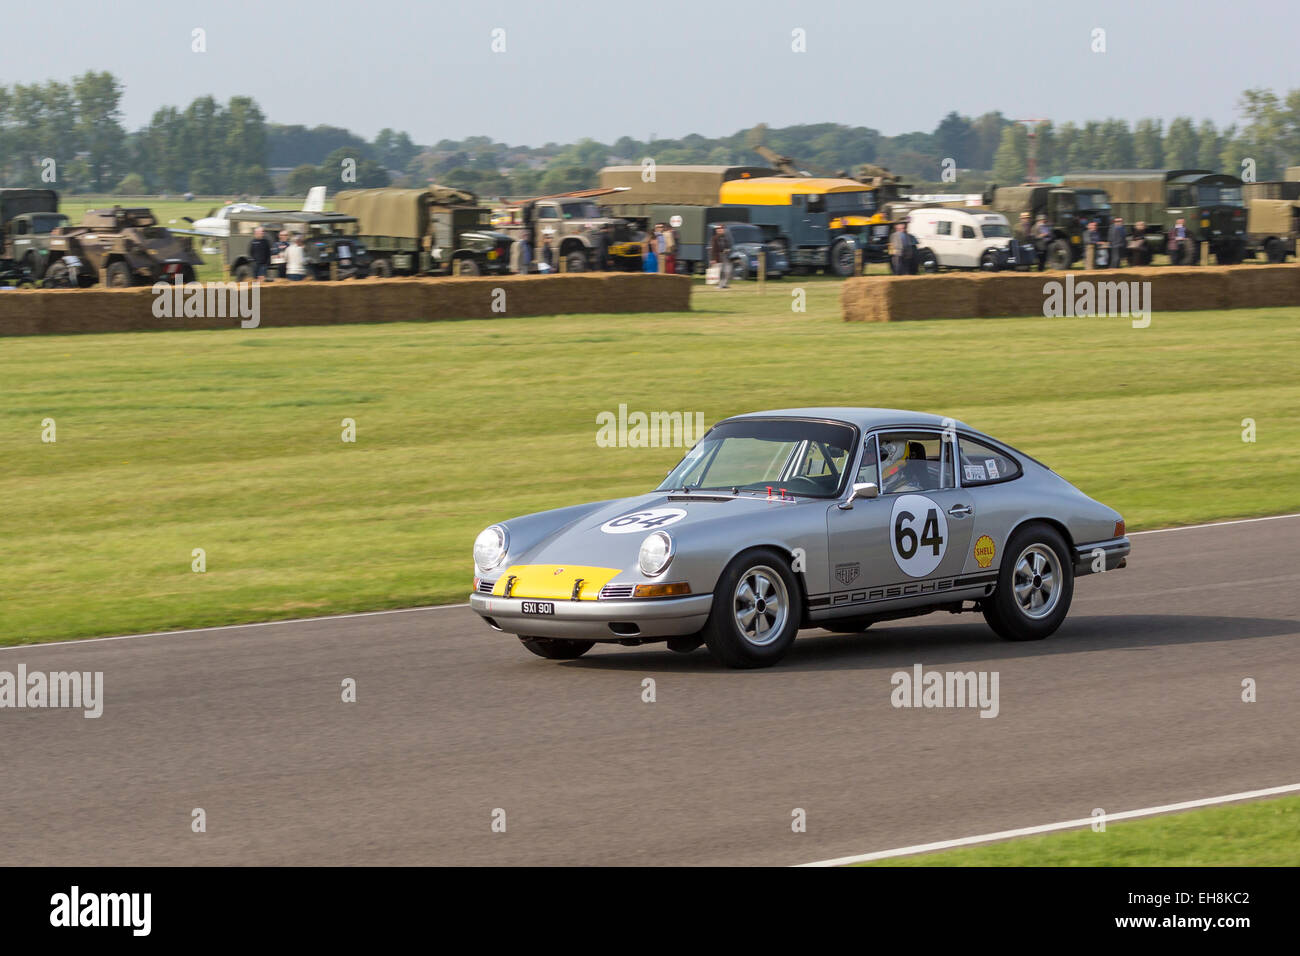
[1046,239,1072,270]
[702,548,801,668]
[979,249,1003,272]
[519,636,594,659]
[830,240,857,276]
[1265,239,1286,264]
[454,257,481,276]
[982,523,1074,642]
[106,261,133,287]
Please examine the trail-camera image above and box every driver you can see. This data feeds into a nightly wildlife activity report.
[880,439,922,493]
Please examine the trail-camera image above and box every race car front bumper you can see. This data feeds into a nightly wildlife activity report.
[469,592,713,641]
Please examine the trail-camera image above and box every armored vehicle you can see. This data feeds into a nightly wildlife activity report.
[0,188,66,281]
[334,186,513,277]
[42,207,202,287]
[225,210,365,281]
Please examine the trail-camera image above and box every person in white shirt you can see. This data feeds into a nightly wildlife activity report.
[284,235,307,281]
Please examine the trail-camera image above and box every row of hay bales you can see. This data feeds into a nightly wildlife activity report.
[842,265,1300,322]
[0,273,692,336]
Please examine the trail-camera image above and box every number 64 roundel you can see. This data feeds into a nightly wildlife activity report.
[889,494,948,577]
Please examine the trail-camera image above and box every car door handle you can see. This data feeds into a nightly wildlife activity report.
[948,504,973,518]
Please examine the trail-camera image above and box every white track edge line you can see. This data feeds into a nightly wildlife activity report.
[797,782,1300,866]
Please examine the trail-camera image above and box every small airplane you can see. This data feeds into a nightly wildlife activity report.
[171,187,327,252]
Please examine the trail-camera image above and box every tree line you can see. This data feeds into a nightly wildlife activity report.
[1,72,1297,197]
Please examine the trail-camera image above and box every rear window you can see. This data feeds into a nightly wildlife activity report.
[958,436,1021,485]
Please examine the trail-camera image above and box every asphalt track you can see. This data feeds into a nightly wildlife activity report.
[2,515,1298,866]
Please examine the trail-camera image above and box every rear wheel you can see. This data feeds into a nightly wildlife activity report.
[1265,239,1286,264]
[518,636,594,660]
[369,257,393,278]
[1046,239,1071,270]
[982,523,1074,642]
[233,263,254,283]
[43,261,74,288]
[702,548,801,668]
[454,257,481,276]
[106,261,133,287]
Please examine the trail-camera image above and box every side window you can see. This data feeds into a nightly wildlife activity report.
[961,224,976,239]
[935,220,952,236]
[958,436,1022,485]
[876,431,954,494]
[806,195,826,214]
[538,205,559,220]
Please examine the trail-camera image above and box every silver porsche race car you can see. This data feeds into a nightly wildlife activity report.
[469,408,1129,668]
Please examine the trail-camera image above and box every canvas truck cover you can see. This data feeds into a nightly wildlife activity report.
[1287,167,1300,182]
[1062,171,1169,205]
[598,166,775,206]
[1247,198,1297,235]
[1244,181,1300,202]
[0,188,58,225]
[335,187,478,239]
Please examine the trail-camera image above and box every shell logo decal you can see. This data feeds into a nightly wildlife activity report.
[973,535,997,569]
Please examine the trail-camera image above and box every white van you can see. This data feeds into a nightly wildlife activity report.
[906,207,1014,271]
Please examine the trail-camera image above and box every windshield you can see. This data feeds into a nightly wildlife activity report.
[561,201,600,219]
[1198,185,1244,206]
[30,214,67,233]
[308,221,359,237]
[1075,190,1111,213]
[980,222,1011,237]
[726,225,765,244]
[825,191,877,215]
[656,418,856,498]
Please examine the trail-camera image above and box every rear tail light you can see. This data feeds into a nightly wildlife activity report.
[1114,520,1126,538]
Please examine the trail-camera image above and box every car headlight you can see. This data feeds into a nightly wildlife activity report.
[638,531,674,577]
[473,525,508,572]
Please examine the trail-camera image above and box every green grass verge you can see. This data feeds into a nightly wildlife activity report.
[2,281,1298,643]
[858,795,1300,866]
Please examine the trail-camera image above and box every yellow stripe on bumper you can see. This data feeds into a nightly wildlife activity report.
[492,565,623,601]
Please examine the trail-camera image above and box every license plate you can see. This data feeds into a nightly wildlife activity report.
[521,601,554,615]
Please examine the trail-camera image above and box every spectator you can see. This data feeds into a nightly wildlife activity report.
[710,225,732,288]
[249,226,271,282]
[889,223,910,275]
[284,234,308,281]
[1108,216,1127,268]
[1084,220,1103,267]
[663,222,678,275]
[517,231,533,274]
[1033,216,1053,271]
[1128,221,1150,266]
[643,226,659,273]
[1168,218,1192,265]
[590,224,608,271]
[539,230,555,273]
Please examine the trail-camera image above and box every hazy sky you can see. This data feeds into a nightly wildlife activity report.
[8,0,1297,147]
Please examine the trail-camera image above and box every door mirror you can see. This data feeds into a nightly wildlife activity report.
[838,482,879,510]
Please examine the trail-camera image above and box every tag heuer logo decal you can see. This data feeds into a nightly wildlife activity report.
[835,562,861,586]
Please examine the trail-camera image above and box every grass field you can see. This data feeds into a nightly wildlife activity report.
[2,281,1299,644]
[858,795,1300,866]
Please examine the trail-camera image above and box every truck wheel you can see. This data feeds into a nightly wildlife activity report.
[180,265,197,284]
[564,250,587,273]
[106,262,133,287]
[732,257,749,281]
[982,523,1074,642]
[701,548,801,669]
[979,249,1002,272]
[369,258,393,278]
[454,257,481,276]
[519,637,594,660]
[1265,239,1286,264]
[233,263,254,283]
[23,252,44,280]
[830,239,857,276]
[43,261,73,288]
[918,249,939,273]
[1047,240,1071,270]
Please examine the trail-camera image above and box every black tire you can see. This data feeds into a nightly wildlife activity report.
[564,250,587,273]
[23,252,44,280]
[1046,239,1072,270]
[43,261,74,288]
[979,249,1002,272]
[233,263,254,283]
[732,257,749,281]
[917,249,939,273]
[518,636,594,659]
[179,264,197,284]
[106,261,133,287]
[1265,239,1286,264]
[369,257,393,278]
[982,523,1074,642]
[830,239,857,277]
[821,618,873,634]
[701,548,801,669]
[454,257,481,276]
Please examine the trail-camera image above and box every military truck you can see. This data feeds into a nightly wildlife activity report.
[225,210,365,281]
[498,187,645,272]
[982,183,1112,269]
[1060,170,1247,264]
[42,207,202,287]
[333,186,513,277]
[1243,179,1300,263]
[0,188,68,281]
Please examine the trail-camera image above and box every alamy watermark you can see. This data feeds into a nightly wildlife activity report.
[151,276,261,328]
[596,404,705,448]
[891,663,999,718]
[1042,275,1151,328]
[0,666,103,718]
